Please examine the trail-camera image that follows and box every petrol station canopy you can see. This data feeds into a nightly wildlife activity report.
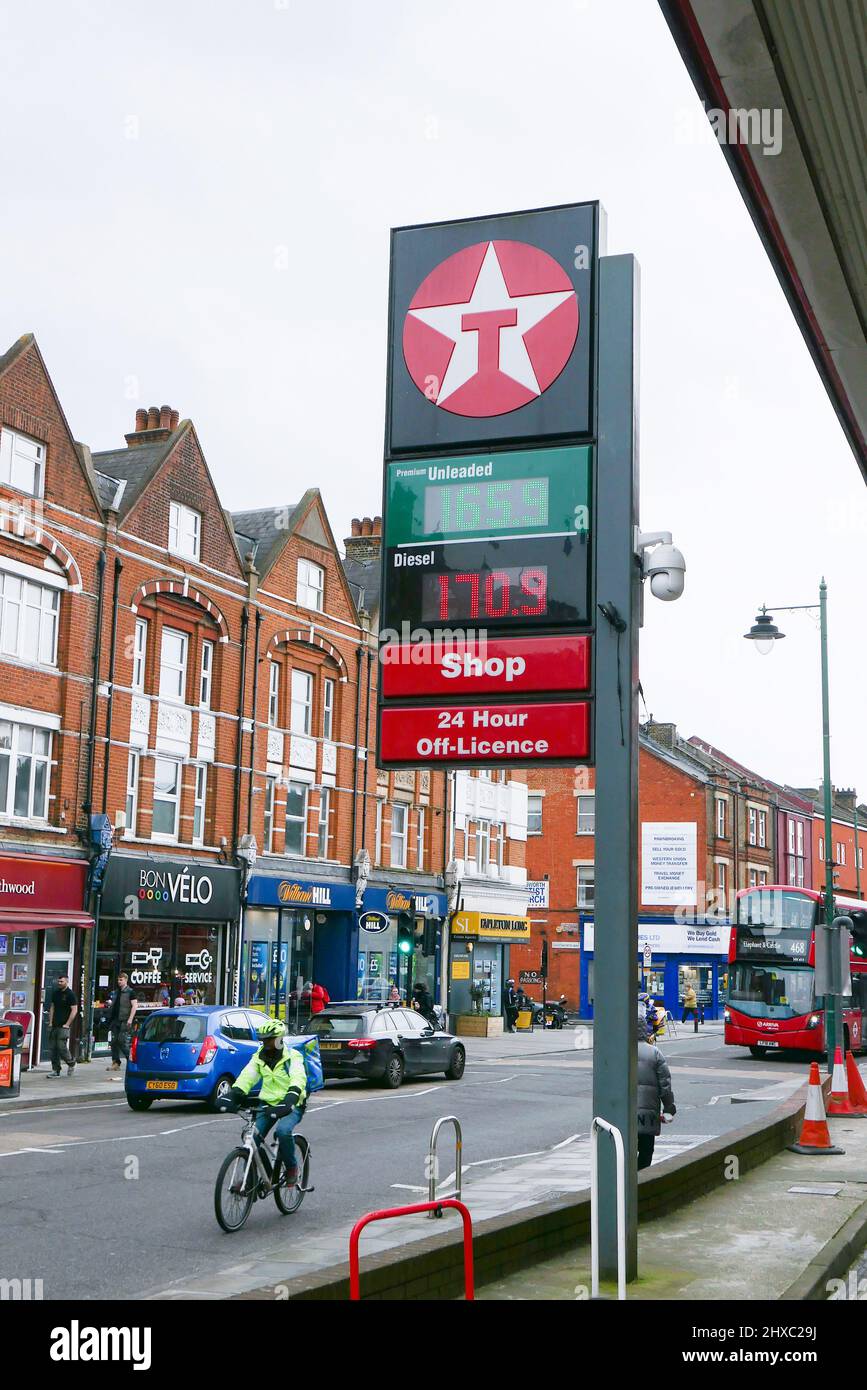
[659,0,867,483]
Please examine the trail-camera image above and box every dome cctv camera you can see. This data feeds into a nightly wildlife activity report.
[646,544,686,602]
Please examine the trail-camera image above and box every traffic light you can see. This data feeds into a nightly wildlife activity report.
[422,918,439,957]
[397,913,415,955]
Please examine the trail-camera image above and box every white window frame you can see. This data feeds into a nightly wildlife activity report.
[263,775,276,853]
[417,807,425,870]
[0,720,52,821]
[819,836,825,860]
[132,618,147,692]
[199,640,214,709]
[297,558,324,612]
[0,570,60,667]
[577,793,595,834]
[192,764,207,844]
[758,870,768,886]
[322,677,335,741]
[748,807,757,846]
[837,842,846,866]
[788,818,795,855]
[317,788,330,858]
[151,757,181,841]
[124,750,139,837]
[797,822,804,857]
[159,627,188,704]
[758,810,767,848]
[284,780,308,856]
[716,860,728,900]
[290,669,313,735]
[268,661,280,727]
[391,802,408,869]
[168,501,201,561]
[716,797,727,838]
[0,428,45,497]
[527,793,543,835]
[375,798,384,865]
[577,864,595,908]
[859,847,864,871]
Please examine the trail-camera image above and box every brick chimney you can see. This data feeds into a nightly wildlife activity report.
[836,787,857,813]
[644,720,678,751]
[125,404,180,448]
[344,515,382,561]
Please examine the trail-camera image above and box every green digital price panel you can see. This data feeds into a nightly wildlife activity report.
[386,445,591,548]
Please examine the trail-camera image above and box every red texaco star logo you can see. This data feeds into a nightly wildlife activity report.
[403,240,579,418]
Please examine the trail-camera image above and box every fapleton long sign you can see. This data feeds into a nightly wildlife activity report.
[100,856,242,921]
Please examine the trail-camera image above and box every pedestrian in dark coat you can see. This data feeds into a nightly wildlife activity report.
[502,978,518,1033]
[637,1017,676,1170]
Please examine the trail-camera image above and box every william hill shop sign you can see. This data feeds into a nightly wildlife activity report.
[451,911,530,941]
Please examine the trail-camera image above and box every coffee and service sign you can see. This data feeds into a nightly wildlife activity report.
[100,856,242,921]
[377,201,600,769]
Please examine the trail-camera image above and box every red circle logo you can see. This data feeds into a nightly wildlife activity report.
[403,239,579,418]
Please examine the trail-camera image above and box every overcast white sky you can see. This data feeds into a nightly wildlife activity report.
[1,0,865,797]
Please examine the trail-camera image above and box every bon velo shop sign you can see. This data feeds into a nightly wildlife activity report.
[583,921,728,956]
[101,856,241,921]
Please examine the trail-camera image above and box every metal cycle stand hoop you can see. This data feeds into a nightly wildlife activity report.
[349,1199,474,1300]
[590,1117,627,1301]
[427,1115,462,1218]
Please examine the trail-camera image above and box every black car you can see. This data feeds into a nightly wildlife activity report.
[307,1003,466,1088]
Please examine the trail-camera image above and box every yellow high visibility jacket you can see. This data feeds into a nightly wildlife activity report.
[233,1044,307,1107]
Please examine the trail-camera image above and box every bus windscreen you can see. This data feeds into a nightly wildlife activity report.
[729,964,814,1019]
[737,889,817,930]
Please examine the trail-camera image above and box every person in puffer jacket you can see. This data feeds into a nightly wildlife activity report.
[637,1016,676,1170]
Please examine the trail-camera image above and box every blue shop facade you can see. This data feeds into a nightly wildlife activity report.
[578,915,730,1021]
[241,870,446,1017]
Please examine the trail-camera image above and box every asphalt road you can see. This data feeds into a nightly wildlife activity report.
[0,1029,809,1300]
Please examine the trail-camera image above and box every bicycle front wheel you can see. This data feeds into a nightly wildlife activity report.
[215,1147,255,1232]
[274,1134,309,1215]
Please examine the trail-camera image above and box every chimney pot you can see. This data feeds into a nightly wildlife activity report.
[147,406,160,430]
[351,519,361,537]
[361,516,372,536]
[169,409,179,430]
[135,408,148,431]
[159,405,172,430]
[373,515,382,535]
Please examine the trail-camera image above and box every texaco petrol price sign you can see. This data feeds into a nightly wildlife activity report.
[378,202,599,768]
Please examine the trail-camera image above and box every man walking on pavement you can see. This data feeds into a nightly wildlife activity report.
[502,978,518,1033]
[637,1015,676,1170]
[104,972,138,1075]
[681,981,700,1032]
[46,974,78,1078]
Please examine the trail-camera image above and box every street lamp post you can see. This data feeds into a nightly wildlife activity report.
[744,579,839,1067]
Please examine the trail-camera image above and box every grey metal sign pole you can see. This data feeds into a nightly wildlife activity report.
[592,254,640,1281]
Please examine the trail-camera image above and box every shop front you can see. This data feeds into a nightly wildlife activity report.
[579,916,729,1021]
[242,874,356,1023]
[0,852,92,1067]
[448,911,531,1024]
[97,855,242,1034]
[359,887,447,1005]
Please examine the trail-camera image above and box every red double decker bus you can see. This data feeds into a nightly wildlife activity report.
[725,886,867,1058]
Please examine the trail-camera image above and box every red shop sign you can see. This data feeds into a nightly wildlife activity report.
[380,634,590,698]
[380,701,590,765]
[0,855,88,912]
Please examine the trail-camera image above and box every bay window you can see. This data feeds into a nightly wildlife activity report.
[285,781,308,855]
[0,720,52,820]
[0,571,60,665]
[268,661,280,727]
[391,803,408,868]
[152,757,181,839]
[159,628,188,703]
[290,669,313,735]
[323,678,335,741]
[199,641,213,708]
[317,789,330,858]
[132,618,147,691]
[125,751,139,836]
[264,775,276,853]
[193,765,207,844]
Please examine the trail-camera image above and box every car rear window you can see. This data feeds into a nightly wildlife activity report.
[139,1014,207,1044]
[308,1014,367,1037]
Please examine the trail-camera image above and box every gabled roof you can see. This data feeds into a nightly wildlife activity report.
[92,429,185,519]
[639,730,709,784]
[231,498,306,577]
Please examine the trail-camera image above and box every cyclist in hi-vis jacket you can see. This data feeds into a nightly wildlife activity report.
[222,1019,308,1184]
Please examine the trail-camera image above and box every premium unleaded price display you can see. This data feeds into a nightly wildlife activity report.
[383,445,591,635]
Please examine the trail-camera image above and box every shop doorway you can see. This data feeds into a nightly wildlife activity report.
[39,928,74,1063]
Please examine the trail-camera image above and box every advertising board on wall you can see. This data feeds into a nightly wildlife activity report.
[640,823,698,906]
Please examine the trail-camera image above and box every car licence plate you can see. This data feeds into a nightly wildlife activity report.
[145,1079,179,1090]
[319,1042,341,1051]
[757,1040,779,1048]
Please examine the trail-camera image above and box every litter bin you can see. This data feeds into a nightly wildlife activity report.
[0,1020,25,1099]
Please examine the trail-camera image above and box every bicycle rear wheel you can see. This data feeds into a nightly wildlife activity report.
[215,1147,255,1232]
[274,1134,309,1215]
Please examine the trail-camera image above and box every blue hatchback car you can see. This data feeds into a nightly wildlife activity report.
[125,1005,276,1111]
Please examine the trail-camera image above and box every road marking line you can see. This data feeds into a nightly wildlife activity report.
[0,1100,128,1121]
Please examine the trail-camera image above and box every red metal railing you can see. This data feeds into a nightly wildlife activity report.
[348,1199,474,1300]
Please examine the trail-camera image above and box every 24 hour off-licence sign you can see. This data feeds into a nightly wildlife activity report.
[378,202,599,767]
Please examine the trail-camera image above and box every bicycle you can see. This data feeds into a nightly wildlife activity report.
[214,1099,313,1233]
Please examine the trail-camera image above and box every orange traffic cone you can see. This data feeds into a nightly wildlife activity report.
[788,1061,845,1154]
[844,1051,867,1117]
[827,1046,866,1118]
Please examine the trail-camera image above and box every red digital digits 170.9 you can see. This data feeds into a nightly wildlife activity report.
[436,567,547,621]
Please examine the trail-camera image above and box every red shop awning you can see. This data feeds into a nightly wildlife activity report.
[0,910,94,931]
